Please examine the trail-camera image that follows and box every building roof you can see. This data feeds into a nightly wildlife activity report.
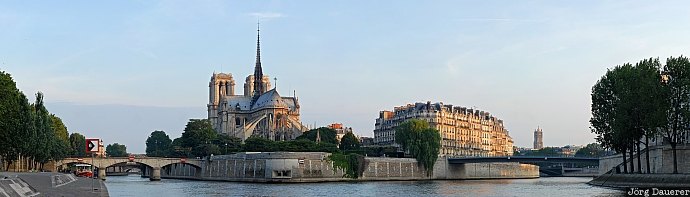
[252,89,287,109]
[224,96,253,111]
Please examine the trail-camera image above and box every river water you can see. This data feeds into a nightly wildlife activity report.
[104,175,624,197]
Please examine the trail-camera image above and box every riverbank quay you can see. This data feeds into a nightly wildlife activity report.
[0,172,108,197]
[588,173,690,188]
[147,152,539,183]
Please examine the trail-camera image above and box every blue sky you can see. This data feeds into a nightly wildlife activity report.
[2,1,690,153]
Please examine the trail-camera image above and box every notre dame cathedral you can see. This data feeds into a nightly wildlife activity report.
[207,26,306,141]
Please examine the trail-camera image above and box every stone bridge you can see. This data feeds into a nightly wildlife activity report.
[55,157,203,181]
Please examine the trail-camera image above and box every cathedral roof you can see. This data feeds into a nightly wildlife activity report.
[251,89,287,110]
[224,96,252,111]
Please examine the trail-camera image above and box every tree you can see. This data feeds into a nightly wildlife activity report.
[394,119,441,176]
[32,92,56,167]
[339,132,360,151]
[179,119,217,157]
[296,127,338,144]
[146,130,172,157]
[50,115,69,142]
[592,57,673,174]
[48,114,70,163]
[0,70,32,170]
[591,68,624,171]
[69,133,87,157]
[662,56,690,174]
[525,147,561,157]
[213,134,241,154]
[394,119,430,152]
[242,136,276,152]
[106,143,128,157]
[575,143,606,158]
[632,58,667,174]
[169,138,191,157]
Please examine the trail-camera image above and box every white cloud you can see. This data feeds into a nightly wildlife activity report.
[249,12,286,20]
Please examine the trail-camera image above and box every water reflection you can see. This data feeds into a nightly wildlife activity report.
[104,175,624,197]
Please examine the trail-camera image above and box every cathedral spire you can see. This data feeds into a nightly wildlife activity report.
[253,21,265,97]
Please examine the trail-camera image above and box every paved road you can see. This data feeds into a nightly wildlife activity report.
[0,172,108,197]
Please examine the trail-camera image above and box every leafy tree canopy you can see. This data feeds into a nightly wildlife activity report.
[394,119,441,176]
[339,132,361,151]
[69,132,87,157]
[106,143,128,157]
[296,127,338,144]
[146,130,172,157]
[575,143,607,158]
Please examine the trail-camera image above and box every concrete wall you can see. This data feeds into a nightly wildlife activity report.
[598,144,690,175]
[432,156,538,179]
[160,152,539,183]
[361,157,429,180]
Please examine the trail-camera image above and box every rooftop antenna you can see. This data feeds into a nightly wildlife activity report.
[274,77,277,90]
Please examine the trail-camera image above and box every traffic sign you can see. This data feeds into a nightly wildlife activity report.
[86,138,100,153]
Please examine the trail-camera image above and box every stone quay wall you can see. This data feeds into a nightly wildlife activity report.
[589,174,690,188]
[598,144,690,175]
[160,152,539,183]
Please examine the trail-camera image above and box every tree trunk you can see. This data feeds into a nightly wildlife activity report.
[5,161,11,171]
[629,144,635,173]
[636,141,642,173]
[645,135,651,173]
[671,142,678,174]
[622,147,628,173]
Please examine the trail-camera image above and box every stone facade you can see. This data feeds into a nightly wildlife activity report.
[533,127,543,150]
[374,101,514,157]
[207,27,306,141]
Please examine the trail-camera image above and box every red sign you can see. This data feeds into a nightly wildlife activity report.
[128,155,135,162]
[85,138,100,153]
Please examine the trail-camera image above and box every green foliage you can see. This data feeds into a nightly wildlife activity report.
[296,127,338,144]
[575,143,607,158]
[241,137,339,152]
[106,143,128,157]
[524,147,561,157]
[0,70,32,169]
[213,134,242,154]
[32,92,58,164]
[194,143,220,156]
[179,119,218,157]
[359,146,400,157]
[328,153,364,179]
[166,119,243,157]
[242,136,275,152]
[339,132,360,151]
[146,130,172,157]
[590,56,690,173]
[50,115,69,142]
[661,56,690,173]
[169,138,191,157]
[394,119,441,176]
[394,119,430,152]
[69,133,87,157]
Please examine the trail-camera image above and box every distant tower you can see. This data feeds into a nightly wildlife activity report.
[534,127,543,149]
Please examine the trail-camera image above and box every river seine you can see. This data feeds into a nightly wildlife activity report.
[105,175,624,196]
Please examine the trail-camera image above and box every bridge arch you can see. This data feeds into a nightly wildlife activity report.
[56,157,203,169]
